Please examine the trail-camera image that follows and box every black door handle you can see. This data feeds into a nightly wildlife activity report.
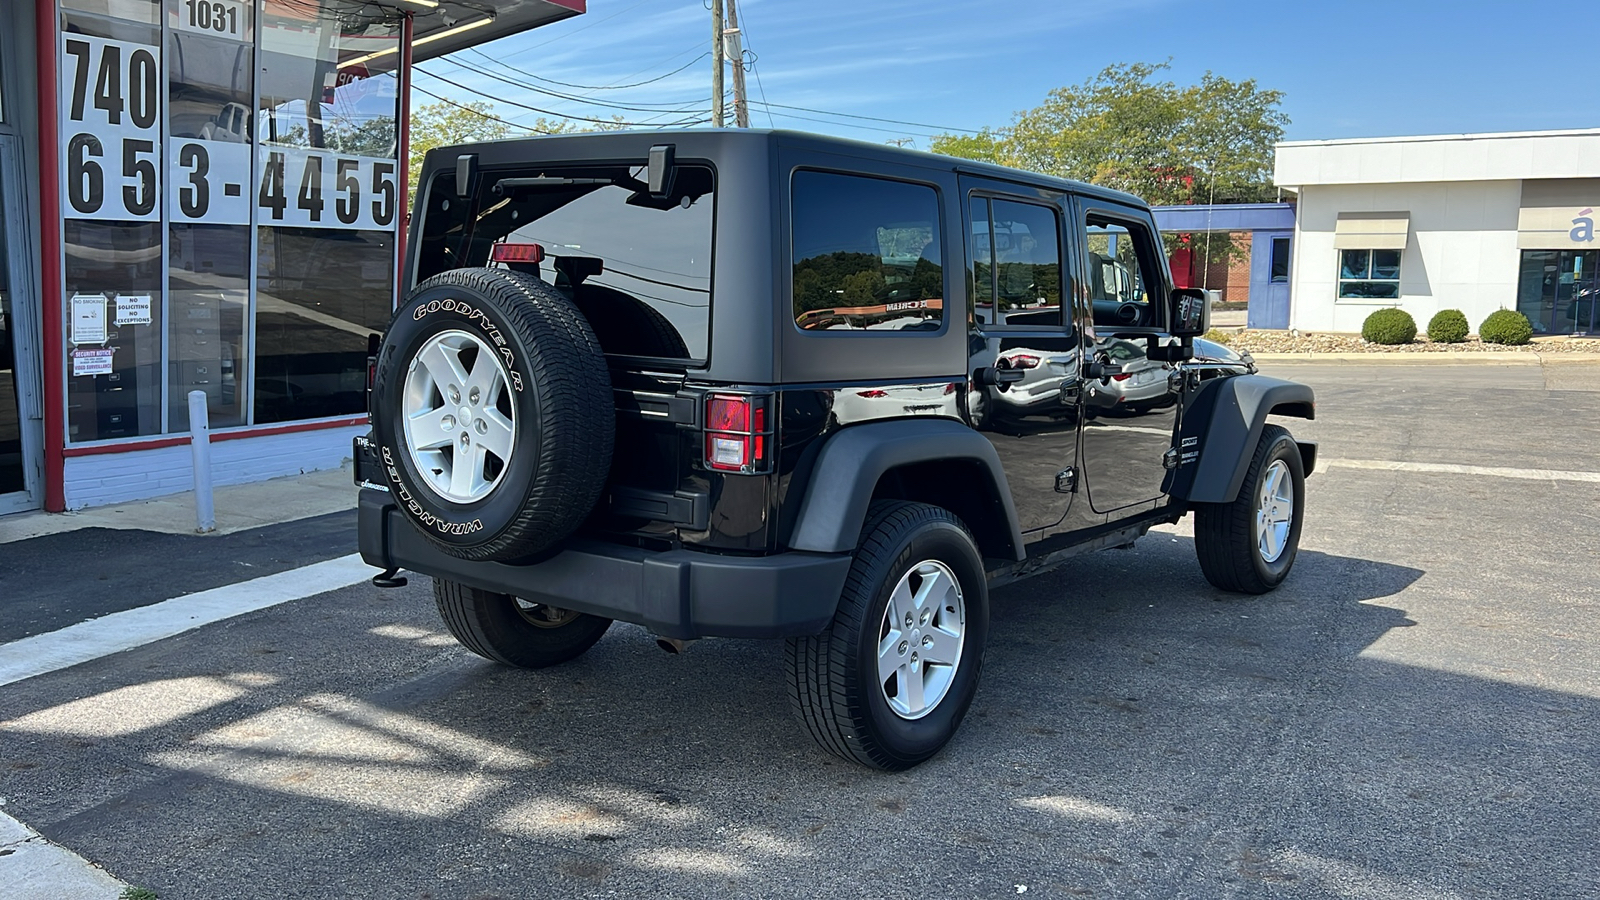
[974,366,1026,386]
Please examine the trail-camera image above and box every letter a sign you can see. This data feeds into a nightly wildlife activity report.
[1574,208,1596,244]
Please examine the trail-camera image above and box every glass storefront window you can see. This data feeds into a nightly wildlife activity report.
[60,8,165,442]
[64,221,165,440]
[57,0,402,443]
[1517,249,1600,336]
[1337,249,1401,300]
[254,0,399,424]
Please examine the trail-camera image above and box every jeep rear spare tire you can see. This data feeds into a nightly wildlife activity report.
[371,267,614,562]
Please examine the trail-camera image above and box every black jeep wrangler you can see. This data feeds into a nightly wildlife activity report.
[356,130,1315,770]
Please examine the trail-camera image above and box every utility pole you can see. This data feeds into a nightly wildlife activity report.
[725,0,749,127]
[711,0,725,127]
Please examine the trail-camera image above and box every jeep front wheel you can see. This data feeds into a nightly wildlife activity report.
[1193,424,1306,594]
[786,502,989,770]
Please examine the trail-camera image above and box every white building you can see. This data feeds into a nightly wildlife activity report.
[1274,128,1600,336]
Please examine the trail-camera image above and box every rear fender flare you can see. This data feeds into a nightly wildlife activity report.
[1166,374,1316,504]
[788,419,1025,561]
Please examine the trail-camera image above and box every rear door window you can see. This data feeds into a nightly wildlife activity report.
[791,170,944,332]
[969,196,1064,328]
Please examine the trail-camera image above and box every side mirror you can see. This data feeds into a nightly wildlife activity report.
[1168,287,1209,337]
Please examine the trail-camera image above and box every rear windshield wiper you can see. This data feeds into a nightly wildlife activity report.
[493,176,614,195]
[493,174,648,195]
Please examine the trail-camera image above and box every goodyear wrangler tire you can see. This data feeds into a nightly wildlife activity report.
[371,268,614,562]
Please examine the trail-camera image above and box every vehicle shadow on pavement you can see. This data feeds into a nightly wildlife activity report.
[1,537,1595,899]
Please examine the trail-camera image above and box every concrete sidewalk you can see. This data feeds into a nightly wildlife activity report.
[0,463,360,544]
[1,809,127,899]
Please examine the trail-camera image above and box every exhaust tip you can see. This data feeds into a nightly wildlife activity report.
[655,637,693,654]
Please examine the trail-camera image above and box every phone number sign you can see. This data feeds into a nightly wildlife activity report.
[61,34,401,233]
[61,34,162,222]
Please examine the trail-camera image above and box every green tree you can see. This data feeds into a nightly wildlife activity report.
[407,101,515,195]
[930,61,1288,207]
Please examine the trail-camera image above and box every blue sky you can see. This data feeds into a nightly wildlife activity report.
[414,0,1600,148]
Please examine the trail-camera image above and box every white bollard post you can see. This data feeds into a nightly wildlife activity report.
[188,390,216,534]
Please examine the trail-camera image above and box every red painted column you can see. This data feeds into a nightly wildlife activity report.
[395,12,414,310]
[36,0,65,511]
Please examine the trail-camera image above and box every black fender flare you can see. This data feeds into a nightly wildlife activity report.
[788,419,1026,560]
[1166,374,1316,504]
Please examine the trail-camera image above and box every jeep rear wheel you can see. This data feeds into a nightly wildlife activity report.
[434,579,612,668]
[370,268,614,562]
[786,502,989,770]
[1194,424,1306,594]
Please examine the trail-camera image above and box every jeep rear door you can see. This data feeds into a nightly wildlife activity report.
[959,175,1080,535]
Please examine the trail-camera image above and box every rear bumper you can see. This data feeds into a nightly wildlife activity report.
[358,490,852,640]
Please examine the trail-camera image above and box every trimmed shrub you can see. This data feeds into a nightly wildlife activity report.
[1362,308,1417,345]
[1479,309,1533,345]
[1201,327,1232,345]
[1426,309,1469,343]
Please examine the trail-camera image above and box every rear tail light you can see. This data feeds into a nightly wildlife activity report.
[1111,372,1133,382]
[491,242,545,263]
[704,393,772,473]
[944,382,958,394]
[856,389,889,398]
[1007,354,1041,369]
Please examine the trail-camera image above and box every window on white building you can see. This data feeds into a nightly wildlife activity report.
[1338,249,1401,299]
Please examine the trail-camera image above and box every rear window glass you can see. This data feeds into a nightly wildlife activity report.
[791,170,943,332]
[417,162,713,361]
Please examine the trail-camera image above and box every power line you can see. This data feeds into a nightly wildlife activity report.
[745,104,950,138]
[410,83,555,134]
[428,57,710,114]
[748,100,981,135]
[415,67,704,128]
[464,47,710,93]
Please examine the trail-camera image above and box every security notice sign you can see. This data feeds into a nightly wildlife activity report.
[60,33,161,222]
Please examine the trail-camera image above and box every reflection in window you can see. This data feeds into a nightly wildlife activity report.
[1270,237,1291,284]
[1087,217,1159,327]
[169,224,247,430]
[971,198,1062,328]
[792,171,943,332]
[64,221,164,441]
[1338,249,1401,299]
[61,0,160,24]
[258,1,400,156]
[0,175,20,493]
[254,226,393,423]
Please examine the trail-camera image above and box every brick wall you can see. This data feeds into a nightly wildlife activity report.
[1197,231,1254,303]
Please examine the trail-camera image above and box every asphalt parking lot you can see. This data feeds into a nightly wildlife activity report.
[2,361,1597,899]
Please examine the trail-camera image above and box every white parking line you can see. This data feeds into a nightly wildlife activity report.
[1322,458,1600,484]
[0,554,374,688]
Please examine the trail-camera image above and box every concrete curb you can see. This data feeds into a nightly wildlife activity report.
[0,809,128,899]
[1249,351,1600,365]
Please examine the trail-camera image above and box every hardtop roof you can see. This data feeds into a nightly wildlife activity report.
[427,128,1150,210]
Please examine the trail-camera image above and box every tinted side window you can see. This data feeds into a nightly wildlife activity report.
[969,197,1063,328]
[792,171,943,332]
